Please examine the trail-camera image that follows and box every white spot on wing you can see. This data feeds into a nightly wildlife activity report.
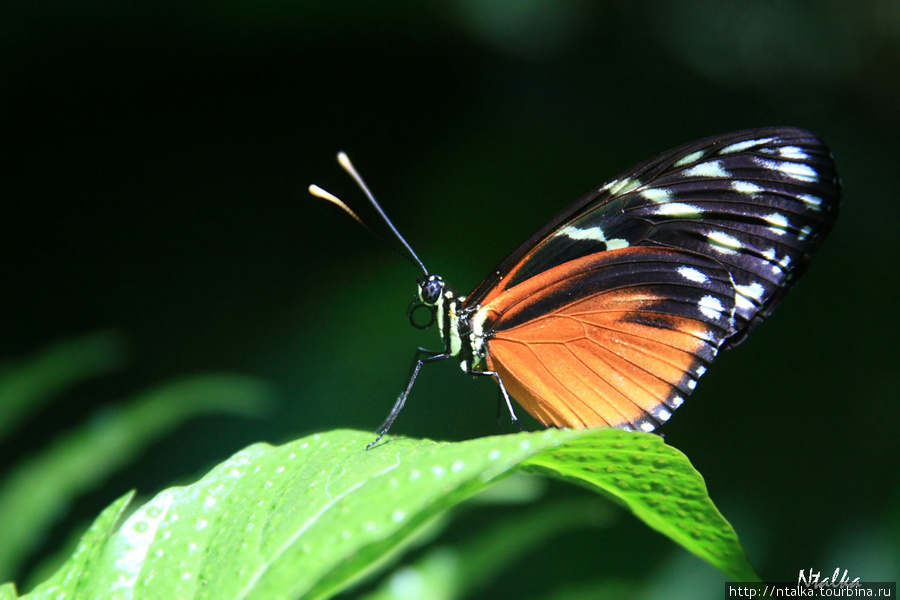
[764,212,790,234]
[670,395,684,408]
[706,231,742,254]
[735,294,755,312]
[771,253,793,274]
[674,150,705,167]
[798,194,823,209]
[652,406,672,422]
[557,225,629,250]
[777,146,809,160]
[557,225,603,241]
[653,203,702,217]
[755,157,818,182]
[607,177,641,196]
[698,295,726,320]
[684,160,730,178]
[641,188,671,203]
[678,266,709,283]
[732,181,763,195]
[639,421,655,432]
[735,281,765,300]
[720,137,775,154]
[735,281,765,312]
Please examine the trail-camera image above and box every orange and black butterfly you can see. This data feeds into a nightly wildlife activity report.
[310,127,840,447]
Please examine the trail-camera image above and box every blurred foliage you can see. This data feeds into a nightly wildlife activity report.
[1,0,899,597]
[0,332,125,439]
[0,336,275,586]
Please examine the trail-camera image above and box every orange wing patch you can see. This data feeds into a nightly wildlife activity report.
[478,248,735,431]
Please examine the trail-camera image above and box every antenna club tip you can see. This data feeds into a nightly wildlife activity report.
[308,184,342,206]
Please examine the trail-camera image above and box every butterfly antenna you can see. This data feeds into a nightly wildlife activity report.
[309,152,429,276]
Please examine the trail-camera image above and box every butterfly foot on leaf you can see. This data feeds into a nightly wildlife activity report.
[366,430,387,450]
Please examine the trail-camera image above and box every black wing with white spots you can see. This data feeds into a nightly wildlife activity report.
[466,127,840,349]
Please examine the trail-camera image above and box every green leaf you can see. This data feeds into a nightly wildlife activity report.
[0,374,275,582]
[17,428,756,600]
[23,492,135,599]
[0,331,126,440]
[0,583,19,600]
[524,429,759,582]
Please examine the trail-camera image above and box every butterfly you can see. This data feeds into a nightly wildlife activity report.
[310,127,840,448]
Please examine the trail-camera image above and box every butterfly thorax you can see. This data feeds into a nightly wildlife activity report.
[414,275,488,373]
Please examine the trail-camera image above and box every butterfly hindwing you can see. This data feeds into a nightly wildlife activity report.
[479,247,736,431]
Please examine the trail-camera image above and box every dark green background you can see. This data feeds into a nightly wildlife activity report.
[3,1,898,596]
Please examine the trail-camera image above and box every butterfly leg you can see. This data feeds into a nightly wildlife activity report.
[367,348,450,450]
[470,369,526,432]
[405,347,443,380]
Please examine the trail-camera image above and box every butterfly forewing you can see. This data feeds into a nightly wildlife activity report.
[464,127,839,431]
[467,127,839,348]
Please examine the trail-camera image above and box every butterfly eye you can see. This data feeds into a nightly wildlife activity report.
[418,276,444,305]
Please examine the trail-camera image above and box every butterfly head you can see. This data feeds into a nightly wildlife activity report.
[407,275,444,330]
